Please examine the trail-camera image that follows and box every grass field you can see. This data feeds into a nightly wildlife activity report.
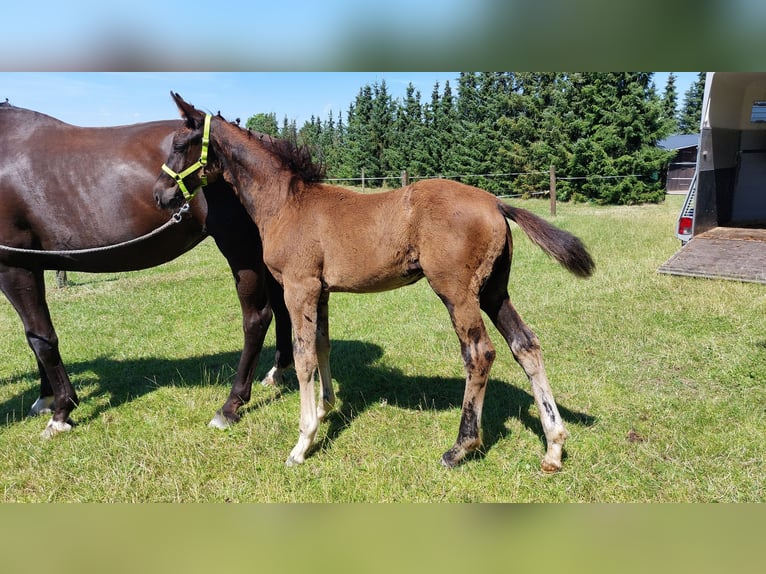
[0,194,764,502]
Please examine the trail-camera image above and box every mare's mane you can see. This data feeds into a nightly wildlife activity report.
[220,113,325,184]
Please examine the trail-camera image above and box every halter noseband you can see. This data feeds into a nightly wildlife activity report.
[161,113,212,202]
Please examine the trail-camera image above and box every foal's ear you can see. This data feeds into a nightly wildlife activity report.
[170,91,205,129]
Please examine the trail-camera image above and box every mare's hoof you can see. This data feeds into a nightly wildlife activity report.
[208,411,234,430]
[28,396,55,417]
[40,418,73,439]
[261,366,284,387]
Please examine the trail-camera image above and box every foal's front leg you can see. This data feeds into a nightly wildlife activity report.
[285,282,322,466]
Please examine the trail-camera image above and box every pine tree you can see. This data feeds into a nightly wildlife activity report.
[563,72,673,204]
[678,72,705,134]
[661,72,679,134]
[370,80,395,180]
[451,72,485,186]
[418,82,443,178]
[387,83,424,179]
[279,116,297,141]
[344,85,377,183]
[514,72,570,195]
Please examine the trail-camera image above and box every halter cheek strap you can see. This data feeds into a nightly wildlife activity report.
[161,113,212,201]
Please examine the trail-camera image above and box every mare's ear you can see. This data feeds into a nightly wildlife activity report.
[170,91,205,129]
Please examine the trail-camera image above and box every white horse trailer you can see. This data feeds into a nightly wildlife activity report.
[659,72,766,283]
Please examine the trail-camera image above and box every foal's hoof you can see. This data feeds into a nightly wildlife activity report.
[28,396,55,417]
[541,443,564,473]
[40,418,73,439]
[541,457,563,473]
[440,447,464,469]
[208,411,234,430]
[285,455,304,467]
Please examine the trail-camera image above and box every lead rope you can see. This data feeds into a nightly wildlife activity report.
[0,202,192,256]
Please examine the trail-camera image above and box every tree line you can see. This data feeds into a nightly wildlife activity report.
[246,72,706,204]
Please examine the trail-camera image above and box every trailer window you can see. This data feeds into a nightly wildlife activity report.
[750,101,766,123]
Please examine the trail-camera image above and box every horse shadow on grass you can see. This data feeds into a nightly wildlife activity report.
[0,339,595,462]
[245,339,596,462]
[0,349,246,429]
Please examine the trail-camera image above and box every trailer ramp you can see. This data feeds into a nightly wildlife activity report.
[657,227,766,284]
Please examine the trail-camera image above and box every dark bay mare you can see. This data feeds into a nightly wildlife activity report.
[0,100,293,438]
[155,93,595,472]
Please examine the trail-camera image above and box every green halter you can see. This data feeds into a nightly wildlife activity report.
[161,113,212,202]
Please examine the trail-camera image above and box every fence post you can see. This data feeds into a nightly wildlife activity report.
[401,170,409,187]
[361,167,365,192]
[549,164,557,216]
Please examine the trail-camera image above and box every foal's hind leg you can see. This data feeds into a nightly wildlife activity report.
[316,291,335,421]
[438,296,496,468]
[485,296,569,472]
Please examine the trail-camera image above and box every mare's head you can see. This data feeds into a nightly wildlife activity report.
[154,92,220,209]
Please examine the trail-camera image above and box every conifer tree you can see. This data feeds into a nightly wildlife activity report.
[661,72,679,134]
[562,72,672,203]
[451,72,486,186]
[678,72,705,134]
[370,80,395,180]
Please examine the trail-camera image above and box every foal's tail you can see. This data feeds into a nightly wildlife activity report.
[498,202,595,278]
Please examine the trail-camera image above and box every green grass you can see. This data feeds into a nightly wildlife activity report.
[1,195,764,502]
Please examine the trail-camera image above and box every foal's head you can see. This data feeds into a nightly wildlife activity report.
[153,91,325,210]
[153,92,219,209]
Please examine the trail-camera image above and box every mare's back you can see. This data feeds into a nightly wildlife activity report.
[0,104,183,250]
[1,104,180,185]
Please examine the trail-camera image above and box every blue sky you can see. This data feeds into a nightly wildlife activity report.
[2,72,700,128]
[0,1,488,71]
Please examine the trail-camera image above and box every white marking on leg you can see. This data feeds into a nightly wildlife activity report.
[529,376,569,472]
[261,366,285,387]
[28,396,55,417]
[316,359,334,421]
[40,418,73,439]
[208,411,232,430]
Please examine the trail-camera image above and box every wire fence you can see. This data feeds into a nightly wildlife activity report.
[322,168,649,202]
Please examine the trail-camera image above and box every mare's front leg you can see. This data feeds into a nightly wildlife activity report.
[284,280,322,467]
[203,188,293,428]
[0,266,77,437]
[208,265,273,429]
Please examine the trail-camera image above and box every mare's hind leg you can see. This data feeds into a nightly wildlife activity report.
[483,293,568,473]
[316,291,335,421]
[0,266,77,437]
[261,275,294,387]
[438,294,496,468]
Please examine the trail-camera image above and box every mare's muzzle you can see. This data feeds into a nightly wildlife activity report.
[160,113,212,202]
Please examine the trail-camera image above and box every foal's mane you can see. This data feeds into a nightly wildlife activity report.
[221,113,325,184]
